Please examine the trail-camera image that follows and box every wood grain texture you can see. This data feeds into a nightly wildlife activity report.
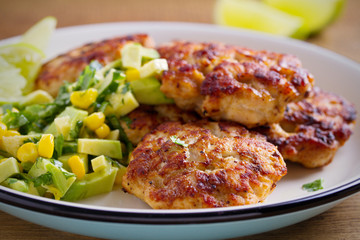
[0,0,359,239]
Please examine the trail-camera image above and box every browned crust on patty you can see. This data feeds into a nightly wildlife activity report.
[35,34,154,96]
[119,104,199,145]
[158,41,314,128]
[122,120,287,209]
[256,87,356,168]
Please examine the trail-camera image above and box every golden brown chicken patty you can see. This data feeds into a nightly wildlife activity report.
[256,87,356,168]
[157,41,314,128]
[35,34,154,96]
[122,120,287,209]
[119,104,199,145]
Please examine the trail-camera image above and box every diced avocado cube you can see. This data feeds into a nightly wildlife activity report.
[21,161,34,172]
[130,77,174,105]
[1,178,28,192]
[58,153,88,173]
[106,129,119,140]
[1,177,40,196]
[141,47,160,61]
[54,116,71,137]
[121,43,142,69]
[45,106,88,140]
[28,158,76,200]
[105,84,139,117]
[61,160,118,202]
[77,138,122,159]
[19,90,54,106]
[0,135,41,157]
[62,141,78,155]
[139,59,168,79]
[0,157,20,183]
[91,155,108,172]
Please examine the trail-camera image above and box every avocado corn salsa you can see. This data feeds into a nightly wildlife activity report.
[0,43,172,201]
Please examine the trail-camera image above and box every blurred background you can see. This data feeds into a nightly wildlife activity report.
[0,0,359,240]
[0,0,359,62]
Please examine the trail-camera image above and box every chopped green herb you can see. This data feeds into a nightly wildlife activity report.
[62,141,78,155]
[23,136,41,144]
[170,135,189,147]
[121,82,130,94]
[69,120,83,139]
[73,61,102,91]
[97,101,110,113]
[96,81,119,103]
[33,172,53,187]
[107,114,133,165]
[8,178,18,184]
[112,70,126,82]
[105,156,122,168]
[302,178,324,192]
[2,110,29,130]
[54,134,65,158]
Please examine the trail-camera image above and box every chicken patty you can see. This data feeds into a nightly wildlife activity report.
[119,104,199,145]
[158,41,314,128]
[35,34,154,96]
[256,87,356,168]
[122,120,287,209]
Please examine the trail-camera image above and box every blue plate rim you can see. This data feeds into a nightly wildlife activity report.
[1,176,360,224]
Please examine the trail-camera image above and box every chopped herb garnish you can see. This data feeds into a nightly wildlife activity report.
[121,82,130,94]
[302,178,324,192]
[107,114,133,165]
[73,61,102,91]
[105,156,122,168]
[33,172,53,187]
[170,135,189,147]
[54,134,65,158]
[2,110,29,130]
[8,178,18,184]
[69,120,83,139]
[23,136,41,144]
[96,81,119,103]
[62,141,78,155]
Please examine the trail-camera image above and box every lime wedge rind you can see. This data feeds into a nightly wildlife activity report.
[263,0,346,39]
[21,16,57,52]
[214,0,303,37]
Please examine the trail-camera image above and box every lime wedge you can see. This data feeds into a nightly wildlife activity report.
[0,43,45,94]
[21,16,57,52]
[214,0,303,36]
[0,56,27,101]
[263,0,346,38]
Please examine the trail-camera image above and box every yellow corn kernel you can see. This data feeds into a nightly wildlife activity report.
[0,122,7,136]
[84,112,105,131]
[95,123,110,139]
[17,142,38,163]
[70,88,98,109]
[0,158,8,164]
[125,68,140,81]
[38,134,54,158]
[4,130,21,136]
[68,155,85,179]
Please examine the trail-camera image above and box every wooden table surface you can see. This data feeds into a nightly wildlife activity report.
[0,0,359,239]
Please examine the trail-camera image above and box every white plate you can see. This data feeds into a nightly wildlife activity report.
[0,22,359,240]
